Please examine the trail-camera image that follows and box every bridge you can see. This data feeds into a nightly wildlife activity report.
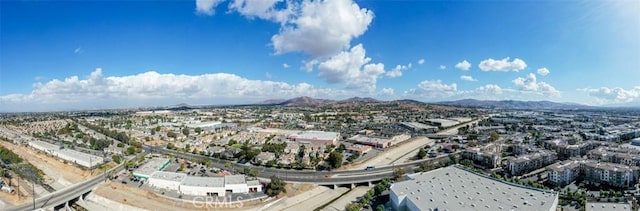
[157,146,456,188]
[6,163,124,211]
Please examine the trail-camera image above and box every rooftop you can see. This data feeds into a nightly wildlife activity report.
[224,175,246,185]
[587,202,632,211]
[134,158,170,177]
[391,165,558,211]
[400,122,438,130]
[181,176,224,187]
[288,131,339,140]
[583,160,640,172]
[149,171,187,183]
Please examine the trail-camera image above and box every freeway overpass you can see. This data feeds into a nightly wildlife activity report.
[6,163,125,211]
[152,145,456,187]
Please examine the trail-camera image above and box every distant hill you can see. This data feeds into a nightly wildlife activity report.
[164,103,199,111]
[436,99,593,110]
[339,97,380,103]
[258,99,287,105]
[269,96,336,106]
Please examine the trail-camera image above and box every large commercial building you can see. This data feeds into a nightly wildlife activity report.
[28,140,104,168]
[146,173,262,197]
[133,158,170,179]
[348,135,392,148]
[287,131,339,145]
[399,122,438,134]
[179,176,225,196]
[148,171,186,190]
[390,165,559,211]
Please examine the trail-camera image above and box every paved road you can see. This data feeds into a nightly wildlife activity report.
[149,145,454,185]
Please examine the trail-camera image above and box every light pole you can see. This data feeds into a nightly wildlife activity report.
[32,181,35,210]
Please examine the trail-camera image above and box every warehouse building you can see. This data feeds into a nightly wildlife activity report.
[287,131,339,145]
[390,165,559,211]
[145,172,263,196]
[28,140,104,169]
[133,158,170,179]
[148,171,186,190]
[399,122,438,134]
[180,176,225,196]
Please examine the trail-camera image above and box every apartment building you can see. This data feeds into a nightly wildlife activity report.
[461,143,502,169]
[582,161,639,188]
[588,147,640,167]
[505,150,557,176]
[547,160,582,186]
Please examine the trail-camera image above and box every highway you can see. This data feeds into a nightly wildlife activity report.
[153,145,454,184]
[143,118,481,184]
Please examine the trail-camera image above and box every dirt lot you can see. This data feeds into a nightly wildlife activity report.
[0,141,90,184]
[0,177,31,206]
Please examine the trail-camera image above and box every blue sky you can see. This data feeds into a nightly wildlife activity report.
[1,0,639,112]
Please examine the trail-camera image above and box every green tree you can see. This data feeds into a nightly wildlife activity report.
[327,151,344,168]
[449,154,459,164]
[117,142,125,148]
[345,203,361,211]
[112,155,122,164]
[167,131,177,138]
[376,204,385,211]
[194,127,203,134]
[417,148,427,159]
[490,132,500,142]
[182,128,190,136]
[126,146,136,155]
[394,168,406,181]
[155,126,162,132]
[266,176,287,197]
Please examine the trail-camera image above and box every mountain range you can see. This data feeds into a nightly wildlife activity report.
[258,97,599,110]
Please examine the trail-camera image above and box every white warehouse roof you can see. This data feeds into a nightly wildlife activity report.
[391,165,559,211]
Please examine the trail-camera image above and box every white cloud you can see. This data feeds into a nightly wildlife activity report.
[196,0,225,15]
[460,75,478,82]
[404,80,457,98]
[379,88,394,96]
[512,73,560,97]
[439,65,446,70]
[385,64,410,78]
[228,0,292,22]
[418,59,425,65]
[283,63,290,68]
[266,0,374,57]
[455,60,471,71]
[74,47,82,54]
[581,86,640,103]
[475,84,503,95]
[317,44,385,92]
[537,67,550,76]
[0,68,351,112]
[479,57,527,72]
